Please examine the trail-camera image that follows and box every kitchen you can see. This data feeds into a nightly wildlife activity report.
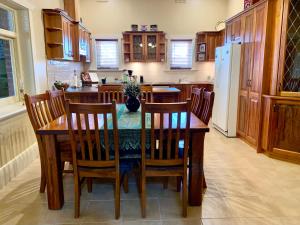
[0,0,299,224]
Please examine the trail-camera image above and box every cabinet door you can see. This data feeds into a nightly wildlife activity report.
[206,34,217,61]
[246,3,268,145]
[62,18,69,59]
[232,17,242,43]
[225,22,233,44]
[271,102,300,153]
[145,34,158,61]
[85,33,91,63]
[237,10,255,137]
[68,22,74,59]
[130,34,144,61]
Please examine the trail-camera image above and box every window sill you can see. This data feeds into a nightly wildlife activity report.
[0,102,26,122]
[89,69,123,72]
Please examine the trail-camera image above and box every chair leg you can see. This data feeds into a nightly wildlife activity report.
[182,174,188,217]
[61,161,65,172]
[123,173,129,193]
[176,177,182,192]
[141,173,146,218]
[87,178,93,193]
[163,177,168,189]
[203,173,207,189]
[39,171,46,193]
[74,176,80,218]
[115,177,120,219]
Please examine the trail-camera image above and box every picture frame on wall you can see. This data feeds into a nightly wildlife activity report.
[198,53,205,61]
[199,43,206,53]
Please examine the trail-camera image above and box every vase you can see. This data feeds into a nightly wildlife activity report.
[125,96,140,112]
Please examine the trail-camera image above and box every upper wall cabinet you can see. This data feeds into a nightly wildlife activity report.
[43,9,92,62]
[225,17,242,44]
[195,31,224,62]
[43,9,75,60]
[123,31,166,63]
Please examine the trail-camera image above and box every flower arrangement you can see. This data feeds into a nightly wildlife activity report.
[124,82,141,98]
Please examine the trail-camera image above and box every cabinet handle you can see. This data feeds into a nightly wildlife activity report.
[249,79,252,87]
[273,104,279,112]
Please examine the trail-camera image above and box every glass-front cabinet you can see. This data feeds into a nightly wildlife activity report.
[278,0,300,95]
[132,34,144,61]
[123,32,165,62]
[145,34,158,61]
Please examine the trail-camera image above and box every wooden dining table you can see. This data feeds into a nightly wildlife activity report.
[36,104,209,210]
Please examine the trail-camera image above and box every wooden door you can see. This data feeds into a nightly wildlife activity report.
[237,10,255,137]
[130,33,144,62]
[246,2,267,145]
[271,101,300,154]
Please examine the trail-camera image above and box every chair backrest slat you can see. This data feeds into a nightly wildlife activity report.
[191,87,205,117]
[25,93,54,131]
[66,101,119,168]
[141,100,191,166]
[48,90,66,118]
[98,85,125,103]
[199,91,215,125]
[140,85,153,103]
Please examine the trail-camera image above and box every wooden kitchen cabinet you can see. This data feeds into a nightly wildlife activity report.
[262,96,300,163]
[226,17,242,44]
[195,31,224,62]
[43,9,75,60]
[123,31,166,63]
[77,24,92,62]
[225,0,282,149]
[43,9,92,62]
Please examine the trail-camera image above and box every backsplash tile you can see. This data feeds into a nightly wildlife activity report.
[47,60,83,89]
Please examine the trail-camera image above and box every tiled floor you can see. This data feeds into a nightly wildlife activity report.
[0,129,300,225]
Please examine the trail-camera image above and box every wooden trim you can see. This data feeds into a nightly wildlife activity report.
[280,91,300,97]
[269,148,300,164]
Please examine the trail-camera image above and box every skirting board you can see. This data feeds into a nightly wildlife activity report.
[0,143,38,190]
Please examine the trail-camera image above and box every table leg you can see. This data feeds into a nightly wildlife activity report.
[43,135,64,209]
[188,131,205,206]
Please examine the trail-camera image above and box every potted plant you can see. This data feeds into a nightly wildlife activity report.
[124,82,141,112]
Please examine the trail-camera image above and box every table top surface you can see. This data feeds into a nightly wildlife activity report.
[37,104,209,135]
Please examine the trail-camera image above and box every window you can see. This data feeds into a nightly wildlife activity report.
[170,40,193,69]
[95,39,119,69]
[0,5,17,101]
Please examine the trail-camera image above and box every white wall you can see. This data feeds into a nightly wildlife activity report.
[227,0,244,18]
[80,0,228,83]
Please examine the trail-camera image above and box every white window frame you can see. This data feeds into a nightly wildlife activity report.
[0,3,19,105]
[169,38,194,70]
[95,38,120,70]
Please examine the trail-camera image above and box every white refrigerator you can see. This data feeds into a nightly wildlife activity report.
[212,44,241,137]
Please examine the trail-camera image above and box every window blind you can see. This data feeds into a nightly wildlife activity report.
[96,39,119,69]
[170,40,193,69]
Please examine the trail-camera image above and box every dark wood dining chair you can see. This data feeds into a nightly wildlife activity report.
[199,90,215,125]
[48,90,66,118]
[25,93,72,193]
[140,100,191,218]
[191,87,205,117]
[98,85,125,103]
[140,85,153,102]
[65,100,120,219]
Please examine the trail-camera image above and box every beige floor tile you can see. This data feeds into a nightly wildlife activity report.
[121,199,160,220]
[123,220,162,225]
[225,196,278,218]
[162,218,202,225]
[201,197,233,219]
[202,218,241,225]
[80,200,117,222]
[238,217,283,225]
[280,217,300,225]
[159,197,202,219]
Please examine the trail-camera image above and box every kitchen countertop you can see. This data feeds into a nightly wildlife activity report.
[65,86,181,94]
